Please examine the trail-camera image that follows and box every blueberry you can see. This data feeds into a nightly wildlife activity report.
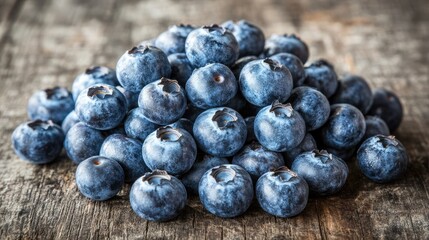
[244,116,256,143]
[256,167,308,218]
[264,34,309,63]
[155,24,195,55]
[61,110,80,134]
[232,141,285,182]
[239,58,293,107]
[27,87,74,124]
[193,107,247,157]
[181,155,229,195]
[168,118,194,135]
[130,170,187,221]
[142,126,197,176]
[75,156,124,201]
[12,120,64,164]
[270,53,305,87]
[124,108,159,142]
[221,20,265,57]
[291,150,349,195]
[186,63,237,109]
[330,75,373,114]
[116,45,171,92]
[283,133,317,167]
[199,164,254,218]
[321,104,366,150]
[230,56,258,80]
[357,135,408,183]
[168,53,194,88]
[116,86,139,111]
[185,25,239,68]
[367,88,403,132]
[362,116,390,141]
[100,134,149,182]
[138,78,187,125]
[303,59,338,98]
[72,66,118,101]
[288,86,330,131]
[75,84,127,130]
[254,101,306,152]
[64,122,105,164]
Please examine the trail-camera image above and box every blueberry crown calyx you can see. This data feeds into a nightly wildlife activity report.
[269,101,294,118]
[377,135,398,148]
[312,149,333,162]
[158,77,181,94]
[87,85,113,99]
[156,126,182,142]
[210,165,236,183]
[212,109,238,129]
[44,87,69,100]
[127,45,151,54]
[262,58,283,71]
[142,170,172,185]
[271,166,298,181]
[28,119,55,130]
[202,24,226,34]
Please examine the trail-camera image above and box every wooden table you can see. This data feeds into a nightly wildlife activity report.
[1,0,428,239]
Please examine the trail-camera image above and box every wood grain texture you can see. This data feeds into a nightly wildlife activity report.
[0,0,428,239]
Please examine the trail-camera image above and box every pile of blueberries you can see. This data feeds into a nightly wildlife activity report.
[11,20,409,221]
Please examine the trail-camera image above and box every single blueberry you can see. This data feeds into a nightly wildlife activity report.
[116,45,171,92]
[232,141,285,182]
[254,101,306,152]
[283,133,317,167]
[72,66,118,101]
[27,87,74,124]
[142,126,197,176]
[230,56,259,80]
[330,75,373,114]
[321,104,366,150]
[64,122,105,164]
[185,24,239,68]
[256,167,308,218]
[264,34,309,63]
[193,107,247,157]
[303,59,338,98]
[155,24,195,55]
[100,134,150,182]
[75,156,124,201]
[221,20,265,57]
[130,170,187,221]
[291,150,349,195]
[362,116,390,141]
[75,84,127,130]
[180,154,229,195]
[61,110,80,134]
[239,58,293,107]
[288,86,330,131]
[199,164,254,218]
[124,108,159,142]
[367,88,403,132]
[12,120,64,164]
[168,53,194,88]
[357,135,408,183]
[271,52,306,87]
[186,63,237,109]
[138,78,187,125]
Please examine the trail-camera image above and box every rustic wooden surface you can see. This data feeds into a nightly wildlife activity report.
[0,0,428,239]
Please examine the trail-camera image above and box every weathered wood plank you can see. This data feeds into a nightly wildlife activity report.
[0,0,428,239]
